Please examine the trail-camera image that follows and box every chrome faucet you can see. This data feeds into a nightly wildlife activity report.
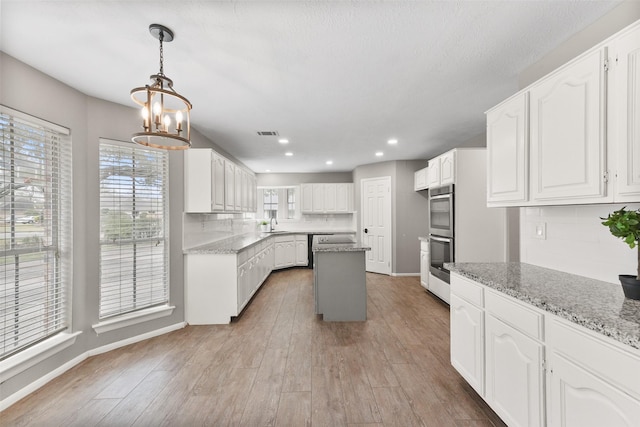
[270,217,278,232]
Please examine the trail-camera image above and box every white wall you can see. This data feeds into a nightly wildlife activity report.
[521,204,640,284]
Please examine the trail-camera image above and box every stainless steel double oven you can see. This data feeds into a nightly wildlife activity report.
[428,184,454,284]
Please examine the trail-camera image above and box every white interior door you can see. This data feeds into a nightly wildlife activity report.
[361,177,391,274]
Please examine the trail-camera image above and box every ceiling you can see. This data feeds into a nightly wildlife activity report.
[0,1,622,173]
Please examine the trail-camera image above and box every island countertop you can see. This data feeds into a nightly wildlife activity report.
[311,234,371,252]
[446,262,640,350]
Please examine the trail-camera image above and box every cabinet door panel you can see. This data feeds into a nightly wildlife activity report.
[427,158,441,188]
[614,25,640,200]
[336,183,352,212]
[420,250,429,289]
[225,161,235,211]
[440,151,456,185]
[548,351,640,427]
[485,315,544,427]
[312,184,324,212]
[530,49,607,203]
[234,167,242,211]
[301,184,313,212]
[212,153,225,211]
[324,183,337,212]
[486,93,529,205]
[450,294,484,396]
[184,149,213,212]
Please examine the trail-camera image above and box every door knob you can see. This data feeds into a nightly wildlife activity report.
[364,228,368,233]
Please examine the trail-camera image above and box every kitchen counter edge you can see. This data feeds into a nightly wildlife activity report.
[446,262,640,350]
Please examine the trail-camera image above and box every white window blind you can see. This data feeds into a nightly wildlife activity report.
[99,139,169,319]
[0,105,72,360]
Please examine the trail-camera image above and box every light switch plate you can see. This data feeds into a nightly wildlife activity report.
[534,222,546,240]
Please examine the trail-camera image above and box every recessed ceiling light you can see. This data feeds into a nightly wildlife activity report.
[326,160,333,165]
[375,151,384,157]
[388,139,398,145]
[285,152,293,156]
[266,169,271,172]
[278,138,289,144]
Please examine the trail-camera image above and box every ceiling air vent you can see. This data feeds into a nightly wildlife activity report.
[257,131,279,136]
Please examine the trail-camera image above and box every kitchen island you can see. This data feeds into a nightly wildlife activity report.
[312,235,370,321]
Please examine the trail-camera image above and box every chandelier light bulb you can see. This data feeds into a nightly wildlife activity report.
[176,110,183,132]
[163,114,171,131]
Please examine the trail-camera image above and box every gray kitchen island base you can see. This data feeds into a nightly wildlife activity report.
[314,250,367,321]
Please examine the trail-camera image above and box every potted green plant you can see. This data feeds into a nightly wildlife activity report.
[259,220,269,232]
[601,206,640,300]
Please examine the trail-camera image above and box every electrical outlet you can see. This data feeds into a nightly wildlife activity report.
[534,222,546,240]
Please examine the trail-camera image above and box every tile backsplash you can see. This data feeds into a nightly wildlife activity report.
[520,203,640,284]
[183,213,356,249]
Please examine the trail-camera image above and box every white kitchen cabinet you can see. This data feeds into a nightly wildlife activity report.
[546,317,640,427]
[224,160,235,211]
[450,275,485,396]
[274,235,296,269]
[485,314,544,427]
[211,152,226,211]
[450,293,484,396]
[427,156,442,188]
[301,184,313,212]
[312,184,325,212]
[486,92,529,206]
[613,24,640,201]
[295,235,308,266]
[184,149,213,213]
[301,183,354,213]
[529,48,607,204]
[186,239,274,324]
[184,149,254,213]
[414,166,429,191]
[335,183,353,212]
[427,150,456,188]
[419,240,429,290]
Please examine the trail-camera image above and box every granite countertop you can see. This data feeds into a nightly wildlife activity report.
[446,262,640,350]
[184,230,356,254]
[312,235,371,253]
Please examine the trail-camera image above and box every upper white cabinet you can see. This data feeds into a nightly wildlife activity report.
[184,148,256,213]
[613,24,640,201]
[414,166,429,191]
[486,21,640,207]
[300,183,353,213]
[427,151,456,189]
[529,48,607,204]
[486,92,529,206]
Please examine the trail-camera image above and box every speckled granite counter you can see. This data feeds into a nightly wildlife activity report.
[312,234,371,253]
[184,231,355,254]
[446,262,640,350]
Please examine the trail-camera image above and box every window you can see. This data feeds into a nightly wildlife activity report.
[258,187,297,220]
[0,105,72,360]
[263,189,278,219]
[99,139,169,319]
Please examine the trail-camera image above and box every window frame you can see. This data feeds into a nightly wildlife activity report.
[97,138,171,323]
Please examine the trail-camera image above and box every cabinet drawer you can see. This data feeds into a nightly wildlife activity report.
[547,316,640,400]
[451,274,483,307]
[485,290,543,340]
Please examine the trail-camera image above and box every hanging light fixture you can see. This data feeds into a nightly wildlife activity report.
[131,24,192,150]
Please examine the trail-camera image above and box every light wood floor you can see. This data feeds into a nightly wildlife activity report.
[3,269,506,427]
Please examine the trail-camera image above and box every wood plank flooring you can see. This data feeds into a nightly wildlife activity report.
[2,269,506,427]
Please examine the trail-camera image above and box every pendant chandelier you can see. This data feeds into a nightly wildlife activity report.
[131,24,192,150]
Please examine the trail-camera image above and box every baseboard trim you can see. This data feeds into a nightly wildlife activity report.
[0,321,187,412]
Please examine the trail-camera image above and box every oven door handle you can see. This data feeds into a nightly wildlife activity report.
[429,235,452,243]
[429,194,451,200]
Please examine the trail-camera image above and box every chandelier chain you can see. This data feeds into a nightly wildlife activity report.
[159,30,164,76]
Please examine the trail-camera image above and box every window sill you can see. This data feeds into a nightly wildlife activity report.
[92,305,176,335]
[0,331,82,383]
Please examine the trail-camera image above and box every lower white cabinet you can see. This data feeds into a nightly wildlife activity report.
[450,294,484,395]
[274,234,308,269]
[546,317,640,427]
[419,240,429,290]
[451,272,640,427]
[485,314,544,427]
[186,239,274,324]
